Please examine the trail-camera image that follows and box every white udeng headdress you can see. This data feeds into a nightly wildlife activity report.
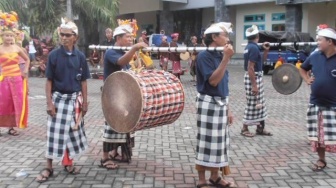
[245,25,259,37]
[60,18,78,35]
[204,22,233,35]
[113,24,133,37]
[318,28,336,40]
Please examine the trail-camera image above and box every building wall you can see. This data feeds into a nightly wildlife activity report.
[235,2,286,53]
[119,0,162,14]
[304,2,336,36]
[168,0,214,10]
[226,0,273,5]
[134,12,158,37]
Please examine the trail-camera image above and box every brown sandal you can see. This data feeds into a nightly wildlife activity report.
[256,128,273,136]
[312,159,327,172]
[36,168,53,183]
[64,166,80,175]
[240,129,254,137]
[99,159,118,170]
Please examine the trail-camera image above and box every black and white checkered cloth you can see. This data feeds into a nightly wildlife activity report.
[195,94,230,168]
[307,104,336,145]
[243,72,267,125]
[46,91,88,161]
[102,123,128,143]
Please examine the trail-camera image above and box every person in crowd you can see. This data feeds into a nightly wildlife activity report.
[241,25,272,137]
[194,22,236,188]
[299,28,336,172]
[36,18,90,183]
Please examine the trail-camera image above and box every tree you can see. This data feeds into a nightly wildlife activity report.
[1,0,118,53]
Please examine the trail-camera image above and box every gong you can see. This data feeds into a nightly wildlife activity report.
[272,63,302,95]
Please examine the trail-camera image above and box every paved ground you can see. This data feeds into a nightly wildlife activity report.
[1,61,336,188]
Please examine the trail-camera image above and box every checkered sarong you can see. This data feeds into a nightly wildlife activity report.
[243,72,267,125]
[46,91,88,161]
[102,123,128,143]
[195,93,230,168]
[307,104,336,145]
[102,122,134,160]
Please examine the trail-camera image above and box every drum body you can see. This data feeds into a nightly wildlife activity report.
[102,70,185,133]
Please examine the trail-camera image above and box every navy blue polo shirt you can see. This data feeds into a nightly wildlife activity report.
[301,51,336,107]
[46,46,91,94]
[196,50,229,98]
[244,42,262,72]
[103,49,130,80]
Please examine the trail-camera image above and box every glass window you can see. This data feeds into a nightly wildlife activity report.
[272,24,286,31]
[244,14,265,22]
[272,13,286,21]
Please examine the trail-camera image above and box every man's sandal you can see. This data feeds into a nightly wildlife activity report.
[240,130,254,137]
[8,128,19,136]
[196,183,209,188]
[256,129,273,136]
[64,165,80,175]
[209,177,236,188]
[99,159,118,170]
[312,159,327,172]
[36,168,53,183]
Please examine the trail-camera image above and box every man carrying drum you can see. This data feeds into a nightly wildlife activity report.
[100,24,147,169]
[195,22,235,188]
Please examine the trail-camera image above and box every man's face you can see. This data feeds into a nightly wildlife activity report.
[317,36,332,52]
[117,33,133,46]
[59,28,77,47]
[191,37,197,44]
[173,36,178,42]
[214,32,229,46]
[106,31,113,39]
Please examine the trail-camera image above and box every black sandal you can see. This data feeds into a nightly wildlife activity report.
[64,165,80,175]
[8,128,19,136]
[312,159,327,172]
[36,168,53,183]
[99,159,118,170]
[256,128,273,136]
[196,183,209,188]
[209,177,236,188]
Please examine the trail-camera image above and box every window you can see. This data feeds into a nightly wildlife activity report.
[244,14,265,22]
[272,24,285,31]
[244,24,265,39]
[272,13,286,21]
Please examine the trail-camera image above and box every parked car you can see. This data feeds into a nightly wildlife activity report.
[258,31,314,74]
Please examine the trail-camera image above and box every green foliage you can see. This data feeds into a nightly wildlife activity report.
[1,0,119,36]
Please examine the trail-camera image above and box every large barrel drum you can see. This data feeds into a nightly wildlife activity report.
[102,70,185,133]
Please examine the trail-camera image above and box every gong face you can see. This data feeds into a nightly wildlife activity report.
[272,63,303,95]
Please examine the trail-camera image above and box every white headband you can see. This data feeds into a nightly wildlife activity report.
[245,25,259,37]
[318,28,336,40]
[60,18,78,35]
[113,25,133,37]
[204,22,233,35]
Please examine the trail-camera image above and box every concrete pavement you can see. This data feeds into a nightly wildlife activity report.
[0,63,336,188]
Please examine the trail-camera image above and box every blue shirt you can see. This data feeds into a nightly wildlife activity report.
[46,46,90,94]
[196,50,229,98]
[301,51,336,107]
[244,42,262,72]
[103,49,130,80]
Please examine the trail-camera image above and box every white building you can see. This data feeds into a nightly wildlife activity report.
[118,0,336,53]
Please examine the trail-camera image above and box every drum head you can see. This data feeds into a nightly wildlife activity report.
[101,71,142,133]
